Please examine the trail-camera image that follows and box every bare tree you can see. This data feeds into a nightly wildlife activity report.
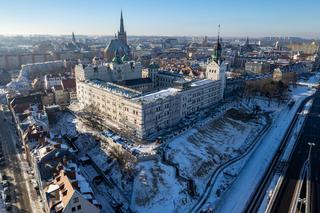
[80,104,105,131]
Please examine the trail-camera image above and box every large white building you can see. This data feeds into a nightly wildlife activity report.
[75,25,226,141]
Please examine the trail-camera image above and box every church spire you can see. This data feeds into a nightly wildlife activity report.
[117,10,127,45]
[217,24,220,44]
[212,24,222,64]
[120,10,125,34]
[72,32,76,44]
[245,36,249,46]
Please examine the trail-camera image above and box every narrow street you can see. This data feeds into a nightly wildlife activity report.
[0,104,43,213]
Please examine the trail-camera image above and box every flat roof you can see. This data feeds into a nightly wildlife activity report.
[190,79,215,87]
[132,87,180,104]
[88,80,141,98]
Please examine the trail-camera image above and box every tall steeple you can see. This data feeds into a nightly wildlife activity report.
[117,10,127,45]
[72,32,76,44]
[245,36,249,46]
[212,24,222,64]
[120,10,125,33]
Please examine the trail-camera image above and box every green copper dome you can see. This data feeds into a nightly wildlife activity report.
[121,54,130,62]
[112,55,122,64]
[112,49,123,64]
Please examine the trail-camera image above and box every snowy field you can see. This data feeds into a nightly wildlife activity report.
[166,109,265,192]
[131,107,267,212]
[131,160,185,213]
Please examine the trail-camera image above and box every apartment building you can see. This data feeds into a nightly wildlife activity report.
[76,53,226,140]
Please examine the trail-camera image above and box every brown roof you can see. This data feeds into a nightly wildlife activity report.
[62,79,76,90]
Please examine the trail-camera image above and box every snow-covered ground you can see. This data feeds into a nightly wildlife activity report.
[49,111,78,138]
[214,85,317,213]
[53,73,320,213]
[131,160,185,213]
[131,106,267,212]
[166,109,265,193]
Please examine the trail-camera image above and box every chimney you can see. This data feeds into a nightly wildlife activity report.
[46,146,52,153]
[53,143,61,149]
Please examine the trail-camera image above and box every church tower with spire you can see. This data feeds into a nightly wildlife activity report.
[117,10,127,45]
[206,24,226,99]
[212,25,222,64]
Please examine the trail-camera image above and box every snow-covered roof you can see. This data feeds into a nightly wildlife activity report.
[88,80,141,98]
[46,184,59,193]
[132,87,181,104]
[190,79,214,87]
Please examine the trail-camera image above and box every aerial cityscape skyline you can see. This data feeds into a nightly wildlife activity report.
[1,2,320,213]
[0,0,319,38]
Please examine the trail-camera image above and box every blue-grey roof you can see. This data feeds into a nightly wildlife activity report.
[105,39,130,54]
[118,78,153,86]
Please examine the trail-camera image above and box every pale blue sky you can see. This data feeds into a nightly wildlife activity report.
[0,0,319,38]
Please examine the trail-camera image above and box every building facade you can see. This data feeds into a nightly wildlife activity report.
[76,32,226,141]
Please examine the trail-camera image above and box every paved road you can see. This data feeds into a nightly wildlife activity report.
[271,90,320,213]
[0,104,42,213]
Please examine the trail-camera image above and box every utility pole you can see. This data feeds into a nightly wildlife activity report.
[306,142,315,213]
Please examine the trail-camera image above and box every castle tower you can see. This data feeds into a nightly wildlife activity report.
[118,10,127,45]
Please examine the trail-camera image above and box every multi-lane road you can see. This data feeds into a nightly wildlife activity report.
[0,104,42,212]
[270,90,320,213]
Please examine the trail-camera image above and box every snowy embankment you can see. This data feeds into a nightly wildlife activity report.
[214,86,316,213]
[131,107,267,213]
[258,98,314,212]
